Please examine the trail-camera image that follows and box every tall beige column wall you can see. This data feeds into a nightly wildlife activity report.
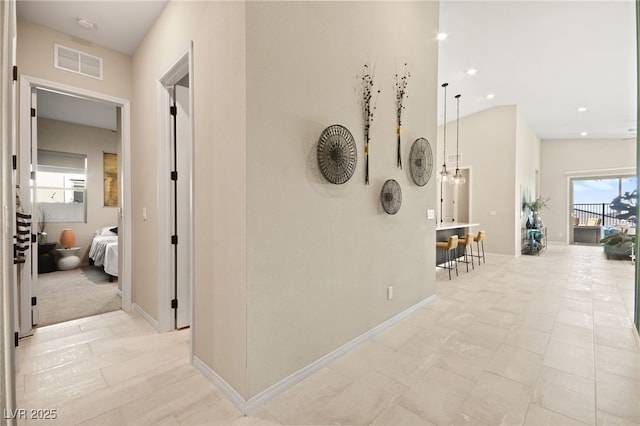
[245,1,440,397]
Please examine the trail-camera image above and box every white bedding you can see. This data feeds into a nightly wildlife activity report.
[89,235,118,266]
[89,227,118,276]
[103,242,118,277]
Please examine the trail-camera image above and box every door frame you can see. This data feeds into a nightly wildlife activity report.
[18,75,132,336]
[2,0,18,413]
[566,169,635,245]
[156,43,194,339]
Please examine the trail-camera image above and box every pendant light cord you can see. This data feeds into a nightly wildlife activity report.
[442,83,448,170]
[455,94,461,170]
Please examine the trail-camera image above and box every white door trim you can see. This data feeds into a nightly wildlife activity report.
[156,42,194,343]
[18,75,133,334]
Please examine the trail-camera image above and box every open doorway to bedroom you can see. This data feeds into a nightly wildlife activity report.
[33,89,122,327]
[18,75,132,335]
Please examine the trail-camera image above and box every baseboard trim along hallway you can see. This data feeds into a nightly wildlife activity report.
[194,294,438,415]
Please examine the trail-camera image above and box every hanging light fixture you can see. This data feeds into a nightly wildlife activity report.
[438,83,452,183]
[453,94,466,185]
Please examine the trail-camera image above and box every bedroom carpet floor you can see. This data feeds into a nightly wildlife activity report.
[15,243,640,425]
[36,266,121,327]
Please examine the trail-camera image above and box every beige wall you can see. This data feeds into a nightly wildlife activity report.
[439,105,518,255]
[437,105,542,256]
[136,0,439,400]
[37,118,119,262]
[245,1,439,396]
[21,0,441,402]
[132,0,248,396]
[16,18,132,100]
[540,138,636,243]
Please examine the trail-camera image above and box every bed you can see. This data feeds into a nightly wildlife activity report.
[89,226,118,280]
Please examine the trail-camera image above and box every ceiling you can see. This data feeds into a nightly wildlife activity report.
[17,0,167,56]
[437,1,636,140]
[17,1,637,140]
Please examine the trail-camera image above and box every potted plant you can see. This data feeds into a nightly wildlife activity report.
[524,196,551,229]
[601,225,634,259]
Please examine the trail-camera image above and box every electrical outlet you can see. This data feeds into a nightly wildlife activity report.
[427,209,435,219]
[387,286,393,300]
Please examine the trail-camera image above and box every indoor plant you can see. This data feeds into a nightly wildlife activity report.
[525,196,551,229]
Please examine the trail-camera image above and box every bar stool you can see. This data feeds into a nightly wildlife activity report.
[472,230,486,265]
[457,232,475,272]
[436,235,459,280]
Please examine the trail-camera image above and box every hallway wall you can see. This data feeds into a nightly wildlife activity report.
[131,0,248,397]
[245,1,440,396]
[135,0,440,401]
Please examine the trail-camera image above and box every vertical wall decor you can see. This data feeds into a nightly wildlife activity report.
[103,152,118,207]
[394,63,410,169]
[361,63,380,185]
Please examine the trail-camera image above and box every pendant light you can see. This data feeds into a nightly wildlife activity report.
[453,94,466,185]
[438,83,452,183]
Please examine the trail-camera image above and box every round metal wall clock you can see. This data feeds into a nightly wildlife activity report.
[409,137,433,186]
[381,179,402,215]
[317,124,358,185]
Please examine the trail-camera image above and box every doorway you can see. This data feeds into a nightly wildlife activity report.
[18,75,132,337]
[157,45,194,332]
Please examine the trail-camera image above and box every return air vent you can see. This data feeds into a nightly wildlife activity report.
[54,44,103,80]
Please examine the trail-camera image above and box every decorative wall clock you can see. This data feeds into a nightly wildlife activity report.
[409,137,433,186]
[317,124,358,185]
[381,179,402,215]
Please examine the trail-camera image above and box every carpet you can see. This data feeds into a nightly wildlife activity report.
[36,266,121,327]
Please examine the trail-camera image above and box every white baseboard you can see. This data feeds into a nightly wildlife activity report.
[132,303,161,333]
[192,356,248,414]
[193,294,438,415]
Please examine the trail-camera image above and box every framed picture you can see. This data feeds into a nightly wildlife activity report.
[103,152,118,207]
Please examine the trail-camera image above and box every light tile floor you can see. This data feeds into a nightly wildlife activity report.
[15,243,640,425]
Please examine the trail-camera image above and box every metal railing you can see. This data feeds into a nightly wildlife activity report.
[573,203,625,227]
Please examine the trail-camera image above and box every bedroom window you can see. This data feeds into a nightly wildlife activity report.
[36,150,87,223]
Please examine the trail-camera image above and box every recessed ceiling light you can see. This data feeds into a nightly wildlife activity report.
[580,131,588,137]
[436,33,448,41]
[486,93,495,99]
[466,68,477,75]
[577,107,587,112]
[77,17,96,30]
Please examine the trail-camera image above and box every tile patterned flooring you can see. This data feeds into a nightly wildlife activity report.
[16,243,640,425]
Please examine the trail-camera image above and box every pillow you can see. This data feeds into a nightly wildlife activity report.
[109,227,118,235]
[96,226,117,236]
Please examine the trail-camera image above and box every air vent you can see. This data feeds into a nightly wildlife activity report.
[54,44,103,80]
